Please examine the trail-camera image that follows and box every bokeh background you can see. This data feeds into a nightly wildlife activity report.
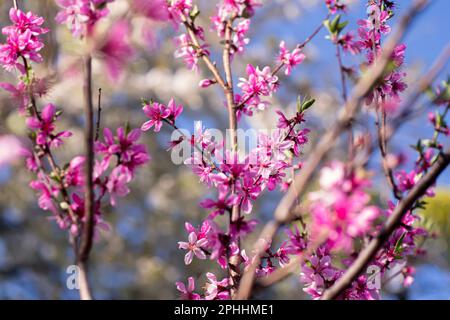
[0,0,449,299]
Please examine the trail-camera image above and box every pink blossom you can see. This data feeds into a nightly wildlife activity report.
[174,33,209,71]
[55,0,114,37]
[29,172,58,213]
[301,250,339,298]
[204,273,230,300]
[167,0,193,25]
[277,41,305,76]
[199,79,216,88]
[325,0,347,14]
[238,64,278,111]
[285,225,307,255]
[98,20,135,81]
[26,103,72,148]
[176,277,201,300]
[309,162,380,251]
[131,0,169,21]
[106,165,132,206]
[0,9,48,72]
[0,81,28,112]
[200,192,239,218]
[64,156,85,187]
[338,32,360,55]
[232,19,251,54]
[96,127,150,175]
[141,102,171,132]
[395,170,417,192]
[178,230,209,265]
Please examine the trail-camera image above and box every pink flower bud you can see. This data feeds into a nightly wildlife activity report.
[199,79,216,88]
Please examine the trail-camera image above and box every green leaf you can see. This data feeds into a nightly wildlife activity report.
[301,98,316,112]
[394,231,407,254]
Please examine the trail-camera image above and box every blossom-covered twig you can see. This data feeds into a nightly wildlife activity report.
[236,0,430,300]
[321,148,450,300]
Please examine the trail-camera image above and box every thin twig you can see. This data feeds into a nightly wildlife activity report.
[95,88,102,141]
[181,15,227,90]
[236,15,329,110]
[235,0,430,300]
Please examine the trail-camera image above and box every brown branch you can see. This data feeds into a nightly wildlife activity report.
[377,107,402,199]
[95,88,102,141]
[222,18,242,298]
[321,148,450,300]
[77,55,95,300]
[235,0,430,300]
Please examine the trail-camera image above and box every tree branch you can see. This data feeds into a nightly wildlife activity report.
[235,0,430,300]
[77,55,95,300]
[321,148,450,300]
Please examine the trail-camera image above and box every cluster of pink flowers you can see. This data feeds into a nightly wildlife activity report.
[354,1,407,104]
[0,8,48,73]
[308,162,381,252]
[210,0,260,56]
[1,6,149,239]
[28,121,149,235]
[277,41,305,76]
[141,98,184,132]
[236,64,279,115]
[141,94,311,299]
[236,43,305,118]
[55,0,115,37]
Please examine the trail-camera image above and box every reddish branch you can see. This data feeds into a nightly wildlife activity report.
[77,55,95,300]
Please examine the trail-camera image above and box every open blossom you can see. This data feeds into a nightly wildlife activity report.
[238,64,278,111]
[55,0,115,37]
[178,222,210,265]
[174,32,209,71]
[232,19,251,55]
[167,0,193,25]
[98,20,135,81]
[95,127,150,174]
[301,251,339,298]
[106,165,132,206]
[0,81,28,112]
[351,2,407,105]
[141,99,183,132]
[0,8,48,72]
[176,277,201,300]
[141,102,171,132]
[26,103,72,148]
[338,32,360,55]
[309,162,381,251]
[204,273,230,300]
[64,156,85,187]
[277,41,305,76]
[29,172,59,214]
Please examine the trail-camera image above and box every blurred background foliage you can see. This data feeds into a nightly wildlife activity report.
[0,0,449,299]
